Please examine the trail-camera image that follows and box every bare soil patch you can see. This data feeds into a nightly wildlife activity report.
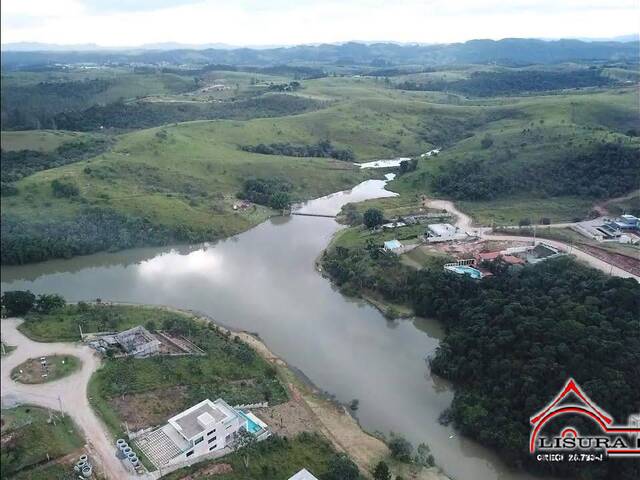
[178,463,233,479]
[109,386,189,431]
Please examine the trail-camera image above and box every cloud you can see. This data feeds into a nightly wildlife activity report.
[2,0,638,47]
[80,0,206,13]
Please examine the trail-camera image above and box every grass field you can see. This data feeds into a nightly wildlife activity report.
[2,73,638,263]
[20,304,288,442]
[332,223,426,249]
[11,355,81,384]
[1,405,84,478]
[1,130,100,152]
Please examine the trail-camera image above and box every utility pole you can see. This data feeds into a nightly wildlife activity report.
[79,323,83,340]
[58,396,64,417]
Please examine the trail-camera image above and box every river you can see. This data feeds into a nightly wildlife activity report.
[1,178,544,480]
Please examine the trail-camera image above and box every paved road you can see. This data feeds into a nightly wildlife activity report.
[0,318,143,480]
[422,195,639,281]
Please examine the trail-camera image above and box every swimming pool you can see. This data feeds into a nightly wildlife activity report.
[445,265,483,279]
[238,411,263,434]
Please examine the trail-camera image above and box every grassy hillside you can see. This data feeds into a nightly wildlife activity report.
[1,130,99,152]
[2,75,639,263]
[391,88,640,224]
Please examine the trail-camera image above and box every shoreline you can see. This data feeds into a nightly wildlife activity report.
[105,302,451,480]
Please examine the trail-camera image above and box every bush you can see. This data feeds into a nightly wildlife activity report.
[363,208,384,229]
[388,435,413,462]
[373,461,391,480]
[34,294,66,314]
[51,178,79,198]
[1,290,36,316]
[323,453,359,480]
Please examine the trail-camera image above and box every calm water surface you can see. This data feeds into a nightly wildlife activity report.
[2,179,543,480]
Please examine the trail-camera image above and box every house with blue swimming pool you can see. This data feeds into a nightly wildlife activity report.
[134,398,269,470]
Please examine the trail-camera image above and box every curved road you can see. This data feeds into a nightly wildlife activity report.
[422,196,639,281]
[0,318,143,480]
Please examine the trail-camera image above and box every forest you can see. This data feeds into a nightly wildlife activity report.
[1,137,111,185]
[51,94,323,131]
[321,247,640,480]
[0,207,219,265]
[396,68,615,96]
[432,142,640,200]
[241,140,355,161]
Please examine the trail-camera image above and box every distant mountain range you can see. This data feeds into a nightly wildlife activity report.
[1,38,638,69]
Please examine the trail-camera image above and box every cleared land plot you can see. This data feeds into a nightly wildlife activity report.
[1,405,84,479]
[19,304,288,441]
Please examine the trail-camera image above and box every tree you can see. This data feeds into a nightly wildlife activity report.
[51,178,80,198]
[34,294,66,314]
[324,453,359,480]
[231,428,257,469]
[414,442,435,466]
[480,134,494,149]
[373,460,392,480]
[1,290,36,316]
[363,208,384,229]
[389,435,413,462]
[269,191,290,210]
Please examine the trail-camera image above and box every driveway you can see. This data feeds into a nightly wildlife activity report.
[1,318,148,480]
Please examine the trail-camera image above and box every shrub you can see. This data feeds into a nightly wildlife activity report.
[51,178,80,198]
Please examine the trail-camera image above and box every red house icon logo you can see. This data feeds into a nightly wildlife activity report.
[530,378,640,457]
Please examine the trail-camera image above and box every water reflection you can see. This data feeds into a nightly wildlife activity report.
[1,179,546,480]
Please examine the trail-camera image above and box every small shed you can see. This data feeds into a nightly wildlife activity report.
[383,239,403,251]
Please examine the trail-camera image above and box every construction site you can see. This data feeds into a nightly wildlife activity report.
[84,325,205,358]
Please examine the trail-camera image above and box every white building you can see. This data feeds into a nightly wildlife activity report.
[289,469,320,480]
[426,223,469,243]
[134,398,268,469]
[383,239,403,252]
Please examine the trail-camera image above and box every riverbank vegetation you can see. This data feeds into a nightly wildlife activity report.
[321,244,640,480]
[1,405,84,479]
[241,140,355,161]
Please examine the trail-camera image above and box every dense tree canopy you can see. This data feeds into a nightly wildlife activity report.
[322,246,640,480]
[433,143,639,200]
[239,177,292,209]
[241,140,355,161]
[396,69,615,97]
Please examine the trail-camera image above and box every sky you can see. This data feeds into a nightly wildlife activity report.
[2,0,638,47]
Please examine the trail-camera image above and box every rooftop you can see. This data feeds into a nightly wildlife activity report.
[502,255,525,265]
[384,239,402,250]
[478,251,501,261]
[427,223,458,237]
[168,399,236,440]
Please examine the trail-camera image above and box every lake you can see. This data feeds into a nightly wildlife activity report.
[1,178,545,480]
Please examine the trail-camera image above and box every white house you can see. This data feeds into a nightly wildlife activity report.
[134,398,269,469]
[426,223,469,243]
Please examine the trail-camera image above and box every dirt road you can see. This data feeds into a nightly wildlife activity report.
[483,234,639,280]
[0,318,145,480]
[422,195,639,281]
